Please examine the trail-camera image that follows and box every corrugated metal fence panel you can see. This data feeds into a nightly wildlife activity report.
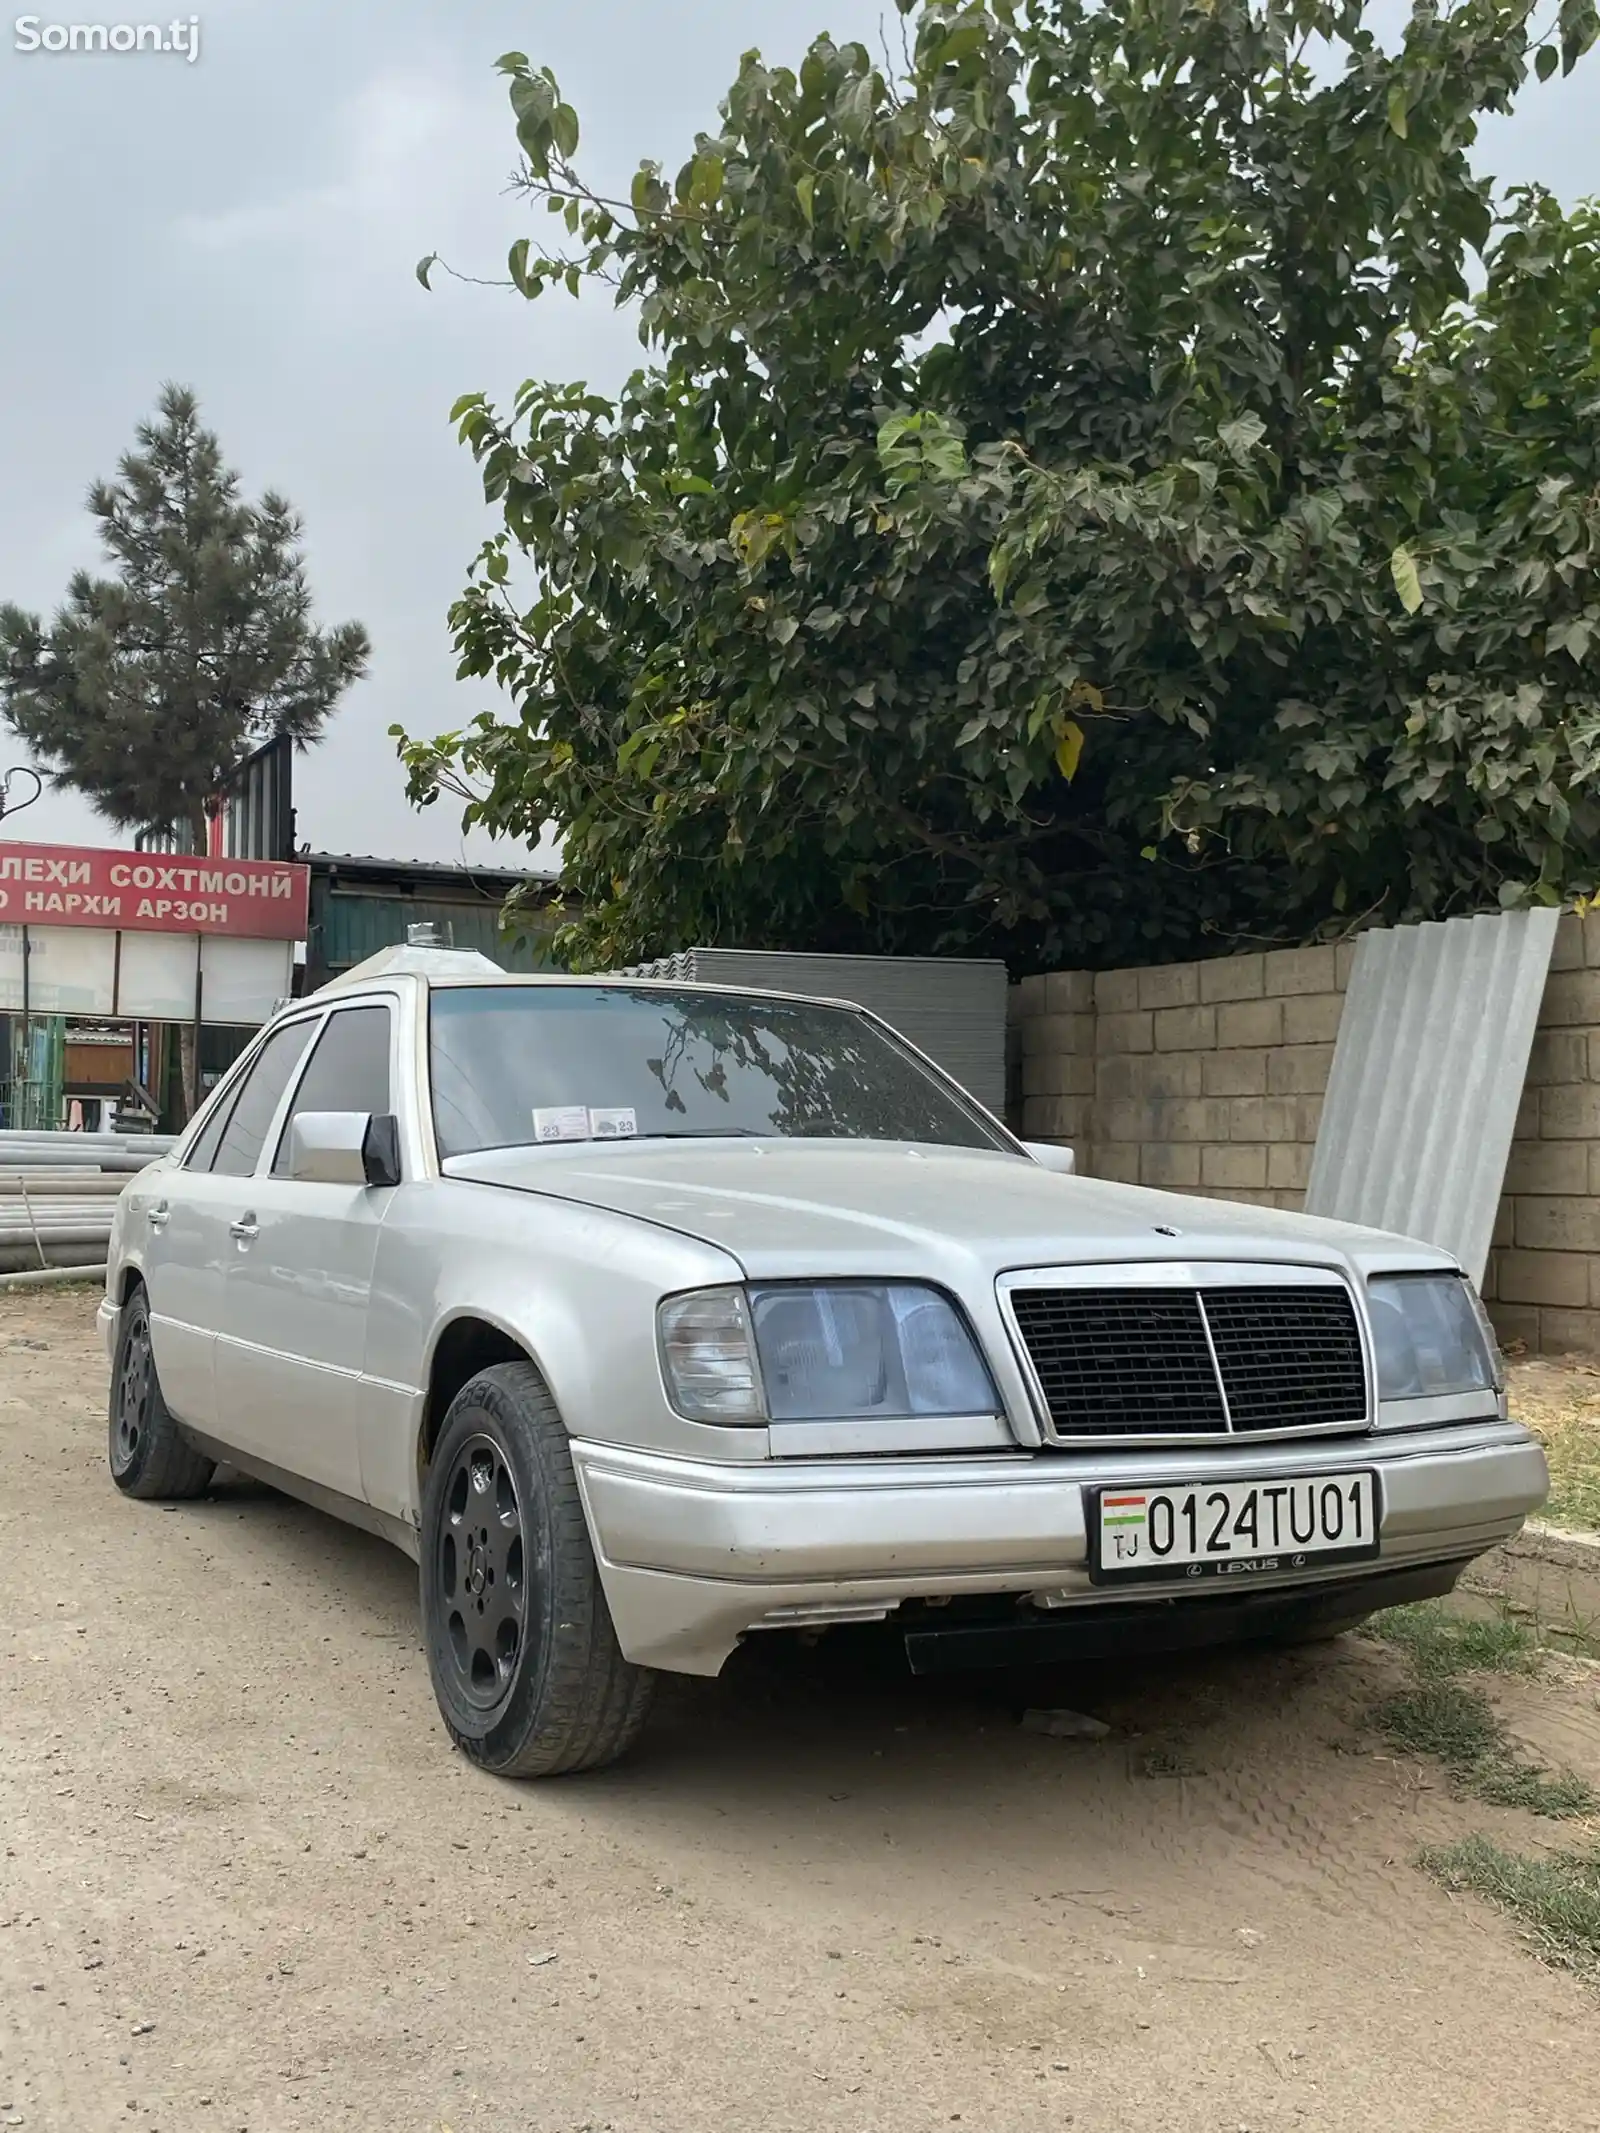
[615,949,1010,1114]
[1305,908,1560,1284]
[315,894,559,976]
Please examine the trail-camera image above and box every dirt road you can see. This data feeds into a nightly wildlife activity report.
[3,1289,1598,2133]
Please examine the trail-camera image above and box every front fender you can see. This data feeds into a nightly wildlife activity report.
[362,1176,761,1528]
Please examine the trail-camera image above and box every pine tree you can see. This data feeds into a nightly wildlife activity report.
[0,383,369,848]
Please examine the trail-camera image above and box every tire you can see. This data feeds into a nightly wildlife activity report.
[420,1361,656,1778]
[108,1283,216,1501]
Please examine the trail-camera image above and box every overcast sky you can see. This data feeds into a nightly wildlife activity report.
[1,1,1594,868]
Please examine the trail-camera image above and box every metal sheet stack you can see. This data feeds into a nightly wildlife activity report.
[1306,907,1560,1286]
[0,1130,175,1275]
[615,949,1011,1116]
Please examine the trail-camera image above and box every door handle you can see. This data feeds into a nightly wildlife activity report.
[146,1204,169,1230]
[228,1215,259,1242]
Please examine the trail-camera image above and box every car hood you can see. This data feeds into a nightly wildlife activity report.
[442,1139,1453,1283]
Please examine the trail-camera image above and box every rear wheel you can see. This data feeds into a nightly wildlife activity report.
[420,1361,656,1777]
[108,1285,215,1501]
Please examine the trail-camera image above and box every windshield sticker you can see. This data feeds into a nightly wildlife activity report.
[532,1105,592,1144]
[588,1106,638,1140]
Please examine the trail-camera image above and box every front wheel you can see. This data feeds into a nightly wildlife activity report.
[420,1361,656,1777]
[108,1285,215,1501]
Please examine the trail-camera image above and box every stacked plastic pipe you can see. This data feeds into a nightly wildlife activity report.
[0,1130,176,1275]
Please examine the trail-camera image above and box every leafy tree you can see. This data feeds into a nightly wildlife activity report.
[404,0,1598,972]
[2,384,369,849]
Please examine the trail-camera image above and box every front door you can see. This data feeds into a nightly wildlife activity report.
[214,1002,396,1502]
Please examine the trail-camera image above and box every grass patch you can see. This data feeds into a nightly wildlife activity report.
[1506,1360,1600,1532]
[1471,1760,1600,1819]
[1369,1604,1597,1820]
[1375,1680,1597,1818]
[1423,1834,1600,1975]
[1543,1438,1600,1532]
[1377,1680,1501,1765]
[1369,1601,1539,1681]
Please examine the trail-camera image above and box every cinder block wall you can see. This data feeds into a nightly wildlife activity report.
[1009,914,1600,1358]
[1489,914,1600,1355]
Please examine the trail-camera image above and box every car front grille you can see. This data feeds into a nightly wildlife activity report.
[1006,1281,1367,1441]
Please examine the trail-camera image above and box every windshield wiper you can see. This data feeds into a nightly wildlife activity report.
[629,1127,768,1140]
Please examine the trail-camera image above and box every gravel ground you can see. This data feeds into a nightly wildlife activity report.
[4,1288,1600,2133]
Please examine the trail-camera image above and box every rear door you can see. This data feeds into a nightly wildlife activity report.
[214,1000,397,1500]
[140,1016,317,1431]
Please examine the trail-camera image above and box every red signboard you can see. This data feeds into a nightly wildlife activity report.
[0,842,308,940]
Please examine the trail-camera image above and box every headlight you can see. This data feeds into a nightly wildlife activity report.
[752,1283,998,1421]
[657,1282,999,1425]
[1368,1273,1502,1401]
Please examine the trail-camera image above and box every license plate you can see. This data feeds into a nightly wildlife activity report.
[1090,1471,1381,1586]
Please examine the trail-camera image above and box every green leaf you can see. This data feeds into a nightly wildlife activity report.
[795,174,815,226]
[1217,412,1266,462]
[1054,720,1085,781]
[1558,0,1598,71]
[551,102,580,159]
[1386,84,1409,138]
[1390,545,1424,614]
[689,153,724,208]
[415,253,439,289]
[1536,42,1561,79]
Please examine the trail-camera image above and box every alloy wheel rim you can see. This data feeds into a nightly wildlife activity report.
[112,1309,152,1475]
[437,1432,528,1713]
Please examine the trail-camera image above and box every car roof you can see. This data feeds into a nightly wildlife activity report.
[309,957,864,1017]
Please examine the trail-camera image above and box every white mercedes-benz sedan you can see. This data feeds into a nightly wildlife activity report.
[100,945,1548,1776]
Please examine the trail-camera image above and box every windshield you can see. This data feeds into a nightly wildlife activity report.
[428,985,1009,1158]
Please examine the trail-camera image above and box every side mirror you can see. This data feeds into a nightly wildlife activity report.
[362,1113,403,1188]
[1023,1140,1077,1176]
[289,1111,402,1188]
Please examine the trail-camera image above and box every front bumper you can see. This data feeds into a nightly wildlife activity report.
[571,1419,1549,1675]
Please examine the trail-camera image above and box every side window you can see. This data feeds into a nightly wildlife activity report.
[185,1076,246,1173]
[208,1020,318,1179]
[271,1004,393,1178]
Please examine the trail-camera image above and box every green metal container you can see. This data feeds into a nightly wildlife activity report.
[1,1014,65,1129]
[308,884,561,986]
